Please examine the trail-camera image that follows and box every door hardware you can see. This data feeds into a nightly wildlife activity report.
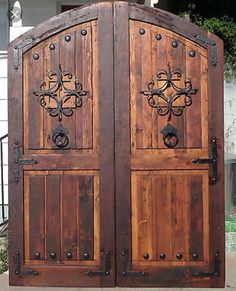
[14,251,38,276]
[14,142,38,183]
[34,252,41,259]
[66,251,73,259]
[121,249,146,277]
[49,252,56,259]
[85,250,111,277]
[161,123,178,148]
[192,137,218,183]
[192,251,220,278]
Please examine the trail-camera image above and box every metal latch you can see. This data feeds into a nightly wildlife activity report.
[14,142,38,183]
[192,137,218,183]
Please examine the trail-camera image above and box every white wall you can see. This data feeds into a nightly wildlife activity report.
[225,82,236,156]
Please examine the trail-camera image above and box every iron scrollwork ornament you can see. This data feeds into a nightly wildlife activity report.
[141,63,198,149]
[33,64,87,149]
[141,63,198,122]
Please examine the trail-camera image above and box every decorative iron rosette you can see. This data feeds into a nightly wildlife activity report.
[32,64,87,122]
[141,63,198,121]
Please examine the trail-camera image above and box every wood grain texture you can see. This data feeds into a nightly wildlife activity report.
[9,2,224,287]
[78,176,94,261]
[130,21,207,151]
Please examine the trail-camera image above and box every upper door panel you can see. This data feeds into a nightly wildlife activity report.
[23,21,98,153]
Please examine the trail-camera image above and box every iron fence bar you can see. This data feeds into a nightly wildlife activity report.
[0,134,8,222]
[0,134,8,142]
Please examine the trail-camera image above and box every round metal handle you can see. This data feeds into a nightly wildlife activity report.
[163,131,178,148]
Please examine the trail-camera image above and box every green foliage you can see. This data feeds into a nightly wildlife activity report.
[0,237,8,274]
[195,16,236,82]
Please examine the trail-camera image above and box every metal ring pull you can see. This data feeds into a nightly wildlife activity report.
[161,123,178,148]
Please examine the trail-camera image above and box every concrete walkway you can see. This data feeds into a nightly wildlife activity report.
[0,253,235,291]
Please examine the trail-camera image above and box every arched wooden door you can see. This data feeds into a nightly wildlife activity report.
[9,1,225,287]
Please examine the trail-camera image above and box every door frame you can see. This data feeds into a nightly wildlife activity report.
[114,1,224,287]
[8,2,116,287]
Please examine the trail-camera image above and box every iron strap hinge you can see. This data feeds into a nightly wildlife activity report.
[84,250,111,277]
[121,249,146,277]
[14,142,38,183]
[192,137,218,184]
[192,252,220,278]
[14,251,38,277]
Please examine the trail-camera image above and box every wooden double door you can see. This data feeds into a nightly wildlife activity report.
[8,2,225,288]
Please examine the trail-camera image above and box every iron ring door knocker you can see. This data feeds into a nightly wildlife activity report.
[161,123,178,148]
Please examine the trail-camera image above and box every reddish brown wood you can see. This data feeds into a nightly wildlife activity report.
[78,176,94,261]
[61,175,77,261]
[9,1,224,288]
[189,175,204,261]
[114,1,131,286]
[45,174,61,262]
[97,2,115,287]
[29,175,45,260]
[208,32,225,288]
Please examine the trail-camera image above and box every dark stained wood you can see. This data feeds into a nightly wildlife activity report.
[61,175,77,261]
[25,46,44,150]
[114,1,131,286]
[78,176,94,261]
[188,175,204,261]
[8,33,24,286]
[45,174,61,262]
[97,2,115,287]
[208,32,225,288]
[29,175,45,260]
[9,1,224,288]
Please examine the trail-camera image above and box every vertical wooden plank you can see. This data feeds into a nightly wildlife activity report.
[98,2,115,286]
[61,175,77,261]
[43,38,60,149]
[188,175,203,261]
[200,54,209,149]
[29,175,45,260]
[185,47,202,148]
[24,175,30,261]
[114,1,131,285]
[8,36,24,286]
[45,174,61,261]
[78,176,94,261]
[91,22,99,155]
[133,174,153,261]
[75,23,93,150]
[155,174,172,260]
[131,21,143,150]
[170,175,185,260]
[141,24,153,149]
[59,29,76,149]
[151,27,159,148]
[93,174,100,262]
[24,47,44,150]
[156,31,168,149]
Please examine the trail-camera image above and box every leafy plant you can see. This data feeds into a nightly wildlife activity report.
[195,16,236,82]
[0,237,8,274]
[178,1,236,82]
